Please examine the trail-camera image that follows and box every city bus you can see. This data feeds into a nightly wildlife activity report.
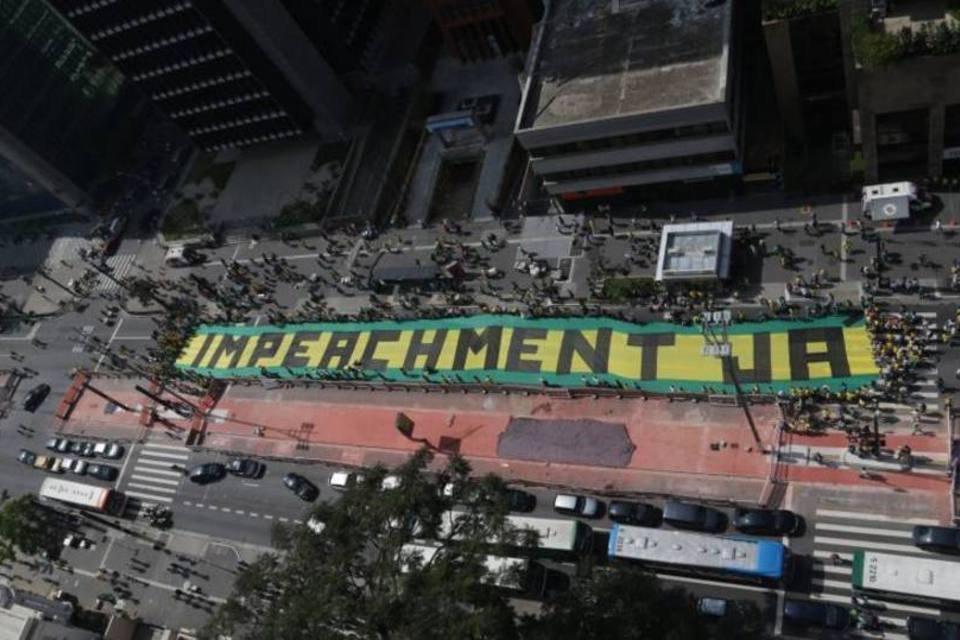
[607,524,794,586]
[852,550,960,606]
[400,543,549,598]
[38,478,127,516]
[440,511,593,556]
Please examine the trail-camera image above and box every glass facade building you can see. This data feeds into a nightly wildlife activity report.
[0,0,149,211]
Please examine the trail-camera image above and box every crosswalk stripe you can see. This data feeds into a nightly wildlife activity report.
[143,443,192,452]
[810,577,848,589]
[127,482,177,494]
[813,550,851,561]
[813,536,924,554]
[130,474,180,486]
[137,450,190,461]
[814,523,913,538]
[818,564,852,576]
[129,464,183,477]
[124,490,173,503]
[815,509,941,525]
[913,391,939,399]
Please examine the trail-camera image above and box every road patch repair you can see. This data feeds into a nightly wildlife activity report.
[176,314,879,393]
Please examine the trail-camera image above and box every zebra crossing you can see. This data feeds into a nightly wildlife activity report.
[798,507,946,639]
[120,440,190,517]
[92,253,137,292]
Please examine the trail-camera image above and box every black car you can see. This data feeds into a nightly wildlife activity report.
[505,489,536,512]
[23,384,50,412]
[662,500,727,533]
[733,508,803,537]
[86,464,118,482]
[608,500,662,526]
[782,600,849,630]
[226,458,263,478]
[188,463,226,485]
[912,525,960,554]
[907,616,960,640]
[283,473,318,501]
[17,449,36,466]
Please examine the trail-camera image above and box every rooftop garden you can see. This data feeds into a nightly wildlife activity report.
[762,0,838,21]
[853,16,960,69]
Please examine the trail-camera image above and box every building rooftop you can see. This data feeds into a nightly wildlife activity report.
[519,0,733,131]
[655,220,733,281]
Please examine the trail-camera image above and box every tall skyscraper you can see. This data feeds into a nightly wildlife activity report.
[49,0,356,151]
[0,0,151,214]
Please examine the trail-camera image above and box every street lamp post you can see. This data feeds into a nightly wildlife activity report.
[701,309,762,446]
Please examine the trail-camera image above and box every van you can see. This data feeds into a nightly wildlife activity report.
[329,471,362,490]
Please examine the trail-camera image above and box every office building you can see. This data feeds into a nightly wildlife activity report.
[514,0,742,204]
[422,0,538,62]
[0,0,150,215]
[50,0,356,150]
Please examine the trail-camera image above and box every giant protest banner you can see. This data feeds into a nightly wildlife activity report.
[175,314,879,393]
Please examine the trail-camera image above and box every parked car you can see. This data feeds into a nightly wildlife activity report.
[23,383,50,412]
[505,489,537,512]
[329,471,362,490]
[69,441,94,457]
[32,455,55,472]
[553,494,602,518]
[696,597,729,617]
[45,437,65,452]
[906,616,960,640]
[60,458,88,476]
[912,525,960,554]
[283,473,318,501]
[662,500,727,533]
[188,463,226,485]
[92,442,124,459]
[226,458,262,478]
[77,442,96,458]
[86,464,118,481]
[17,449,36,466]
[782,599,849,630]
[380,475,401,491]
[608,500,662,526]
[733,508,803,537]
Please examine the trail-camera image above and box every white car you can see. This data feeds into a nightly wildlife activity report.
[61,458,88,475]
[93,442,125,459]
[381,475,401,491]
[329,471,362,490]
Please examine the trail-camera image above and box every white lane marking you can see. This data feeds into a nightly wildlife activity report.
[143,443,193,452]
[815,509,941,525]
[137,450,191,460]
[263,514,274,520]
[111,336,151,340]
[115,442,137,487]
[220,507,231,513]
[234,510,244,515]
[129,474,180,486]
[814,523,913,538]
[278,517,289,522]
[818,564,852,576]
[248,512,259,518]
[126,482,177,494]
[95,316,125,372]
[183,500,192,506]
[129,463,183,476]
[812,536,925,554]
[810,577,849,589]
[124,490,173,503]
[208,505,218,510]
[655,573,773,594]
[840,197,848,282]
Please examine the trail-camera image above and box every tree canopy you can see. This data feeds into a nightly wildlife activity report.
[205,449,765,640]
[0,495,63,563]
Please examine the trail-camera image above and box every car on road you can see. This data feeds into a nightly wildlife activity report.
[906,616,960,640]
[226,458,263,478]
[330,471,362,490]
[696,597,729,617]
[912,525,960,554]
[553,494,602,518]
[381,475,401,491]
[662,500,727,533]
[782,599,849,630]
[86,464,118,481]
[188,463,226,485]
[608,500,662,526]
[283,473,318,501]
[23,384,50,412]
[45,438,71,454]
[69,441,95,457]
[17,449,36,466]
[92,442,124,459]
[732,508,803,537]
[505,489,537,512]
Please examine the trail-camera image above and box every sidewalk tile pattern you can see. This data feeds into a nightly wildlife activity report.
[176,314,878,393]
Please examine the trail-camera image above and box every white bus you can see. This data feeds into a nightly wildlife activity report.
[39,478,127,516]
[440,511,593,556]
[852,550,960,605]
[608,524,794,585]
[400,543,549,597]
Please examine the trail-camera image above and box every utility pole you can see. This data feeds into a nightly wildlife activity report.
[83,380,135,412]
[701,309,762,446]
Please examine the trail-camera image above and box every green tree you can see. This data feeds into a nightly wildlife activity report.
[0,496,61,562]
[204,449,529,640]
[520,565,763,640]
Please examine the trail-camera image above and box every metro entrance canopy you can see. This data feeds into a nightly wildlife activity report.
[176,314,879,394]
